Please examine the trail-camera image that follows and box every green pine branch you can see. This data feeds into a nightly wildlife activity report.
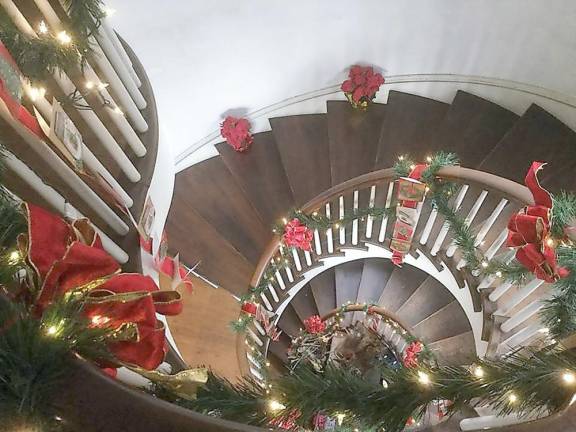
[0,294,111,428]
[169,348,576,432]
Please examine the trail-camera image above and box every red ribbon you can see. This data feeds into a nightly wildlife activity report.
[506,162,568,282]
[23,204,182,371]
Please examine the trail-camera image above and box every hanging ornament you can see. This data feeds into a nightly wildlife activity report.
[220,116,253,152]
[282,218,314,251]
[341,65,385,110]
[390,164,428,266]
[506,162,569,282]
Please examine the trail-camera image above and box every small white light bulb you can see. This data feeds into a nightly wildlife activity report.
[56,31,72,45]
[38,20,48,34]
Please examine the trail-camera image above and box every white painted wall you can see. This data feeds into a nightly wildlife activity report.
[108,0,576,164]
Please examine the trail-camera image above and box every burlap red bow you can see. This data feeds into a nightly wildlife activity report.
[506,162,568,283]
[22,204,182,371]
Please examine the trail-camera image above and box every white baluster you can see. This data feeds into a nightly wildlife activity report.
[326,203,334,253]
[431,185,468,256]
[365,185,376,239]
[339,196,345,245]
[378,182,395,243]
[352,190,359,245]
[260,293,273,311]
[501,300,544,333]
[474,198,509,246]
[446,190,487,257]
[268,284,279,302]
[495,279,544,315]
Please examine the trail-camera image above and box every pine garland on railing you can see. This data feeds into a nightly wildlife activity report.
[0,0,105,83]
[155,347,576,432]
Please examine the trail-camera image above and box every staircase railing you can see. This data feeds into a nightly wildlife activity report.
[243,166,557,395]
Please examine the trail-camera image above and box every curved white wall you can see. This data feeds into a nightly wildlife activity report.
[108,0,575,164]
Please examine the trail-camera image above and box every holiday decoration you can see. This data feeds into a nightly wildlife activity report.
[220,116,253,152]
[168,348,576,432]
[0,5,98,83]
[304,314,326,334]
[0,42,43,137]
[157,254,194,293]
[22,204,183,372]
[506,162,569,282]
[282,218,314,251]
[390,164,428,266]
[341,65,385,110]
[402,341,423,368]
[232,300,282,340]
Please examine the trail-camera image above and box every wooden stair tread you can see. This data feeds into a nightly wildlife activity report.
[270,114,332,206]
[427,331,476,366]
[216,132,294,226]
[396,277,456,327]
[165,197,254,295]
[335,260,364,326]
[353,258,395,322]
[431,90,518,168]
[290,285,319,322]
[309,269,337,316]
[277,304,303,337]
[412,300,472,343]
[174,157,271,265]
[478,104,576,192]
[326,100,386,185]
[375,91,449,169]
[378,264,429,312]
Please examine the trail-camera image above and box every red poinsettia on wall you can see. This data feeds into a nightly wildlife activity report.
[341,65,385,110]
[220,116,253,152]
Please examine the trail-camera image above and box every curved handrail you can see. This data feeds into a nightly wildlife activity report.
[250,166,533,291]
[175,74,576,166]
[321,304,412,336]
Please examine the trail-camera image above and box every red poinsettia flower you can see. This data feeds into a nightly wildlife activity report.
[341,65,385,105]
[220,116,253,152]
[303,315,326,334]
[282,218,314,251]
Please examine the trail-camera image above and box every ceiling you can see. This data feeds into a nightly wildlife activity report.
[108,0,576,163]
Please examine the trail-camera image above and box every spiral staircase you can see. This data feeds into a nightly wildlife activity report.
[162,90,576,431]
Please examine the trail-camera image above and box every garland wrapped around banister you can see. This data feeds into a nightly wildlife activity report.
[0,0,106,83]
[232,151,576,339]
[0,190,209,430]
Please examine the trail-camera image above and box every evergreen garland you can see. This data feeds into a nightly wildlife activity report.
[161,348,576,432]
[0,295,111,430]
[0,1,105,83]
[0,8,78,83]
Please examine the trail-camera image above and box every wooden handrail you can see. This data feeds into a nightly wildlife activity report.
[320,304,413,338]
[250,166,533,290]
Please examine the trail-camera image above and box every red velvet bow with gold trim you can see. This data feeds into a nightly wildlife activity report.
[506,162,569,283]
[21,204,182,371]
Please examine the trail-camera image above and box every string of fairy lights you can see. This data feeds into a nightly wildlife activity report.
[24,11,126,116]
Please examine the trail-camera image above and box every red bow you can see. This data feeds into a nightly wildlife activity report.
[506,162,568,282]
[23,204,182,371]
